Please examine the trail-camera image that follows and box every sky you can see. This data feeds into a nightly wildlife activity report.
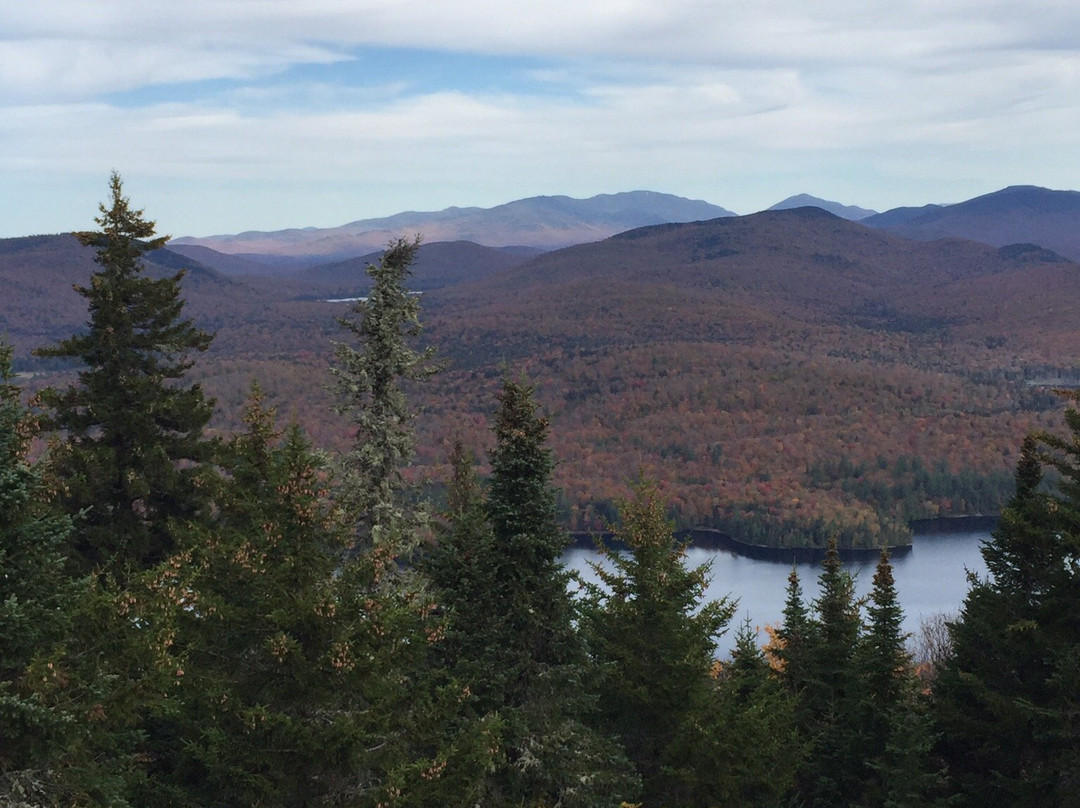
[4,1,1080,238]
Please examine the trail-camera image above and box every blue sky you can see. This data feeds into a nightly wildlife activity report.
[3,1,1080,238]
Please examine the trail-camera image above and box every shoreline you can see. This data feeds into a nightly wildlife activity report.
[569,514,998,564]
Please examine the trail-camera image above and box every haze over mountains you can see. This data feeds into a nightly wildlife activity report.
[767,194,877,221]
[5,182,1080,546]
[171,191,735,268]
[862,185,1080,262]
[169,185,1080,278]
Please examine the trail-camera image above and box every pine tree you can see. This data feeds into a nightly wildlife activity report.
[332,236,437,545]
[423,439,497,691]
[2,341,180,807]
[139,389,354,805]
[775,565,816,694]
[483,377,580,707]
[934,416,1080,807]
[36,172,214,580]
[860,551,908,739]
[784,540,865,808]
[581,477,733,806]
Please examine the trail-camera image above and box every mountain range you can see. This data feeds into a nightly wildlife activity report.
[6,184,1080,547]
[170,185,1080,277]
[171,191,734,268]
[862,185,1080,261]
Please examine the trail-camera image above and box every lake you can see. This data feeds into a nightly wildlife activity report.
[563,528,990,658]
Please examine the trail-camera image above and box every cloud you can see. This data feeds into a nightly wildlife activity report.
[2,1,1080,235]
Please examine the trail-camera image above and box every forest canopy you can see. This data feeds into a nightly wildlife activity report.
[3,177,1080,807]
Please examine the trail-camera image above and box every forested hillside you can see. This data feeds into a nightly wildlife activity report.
[5,204,1080,547]
[5,178,1080,807]
[419,209,1080,546]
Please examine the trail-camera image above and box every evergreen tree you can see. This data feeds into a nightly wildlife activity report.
[775,565,816,696]
[0,341,77,796]
[781,540,866,808]
[856,550,941,808]
[860,551,908,745]
[705,619,803,808]
[1,346,178,808]
[151,388,497,807]
[934,418,1080,807]
[332,236,437,544]
[581,478,733,806]
[806,540,865,807]
[36,172,214,580]
[482,377,581,707]
[428,378,638,807]
[424,439,497,691]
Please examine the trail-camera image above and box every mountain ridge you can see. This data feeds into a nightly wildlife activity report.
[172,190,735,262]
[5,207,1080,546]
[767,194,877,220]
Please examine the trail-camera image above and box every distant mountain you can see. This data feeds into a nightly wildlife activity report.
[172,191,735,262]
[0,234,295,361]
[417,208,1080,543]
[297,241,534,294]
[167,243,296,277]
[863,185,1080,262]
[9,210,1080,549]
[768,194,877,221]
[433,206,1067,333]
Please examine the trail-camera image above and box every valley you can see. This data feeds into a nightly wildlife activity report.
[5,189,1080,548]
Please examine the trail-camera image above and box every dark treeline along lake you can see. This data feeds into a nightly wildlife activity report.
[564,528,989,657]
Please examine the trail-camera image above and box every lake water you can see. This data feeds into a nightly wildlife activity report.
[563,529,990,658]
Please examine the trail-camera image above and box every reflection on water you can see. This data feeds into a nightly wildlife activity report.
[563,530,990,658]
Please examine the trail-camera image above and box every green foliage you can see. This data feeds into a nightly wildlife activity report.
[856,552,944,808]
[35,172,215,580]
[142,388,358,804]
[0,342,77,784]
[427,378,639,807]
[136,387,499,807]
[778,542,940,808]
[934,398,1080,807]
[704,620,803,808]
[795,540,866,807]
[332,236,438,543]
[581,477,734,806]
[774,566,817,694]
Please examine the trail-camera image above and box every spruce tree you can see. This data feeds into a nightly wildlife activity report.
[1,348,176,808]
[860,551,908,739]
[807,540,865,807]
[424,439,497,692]
[0,342,77,795]
[775,565,816,696]
[934,418,1080,807]
[428,378,639,807]
[857,550,941,808]
[36,172,214,580]
[143,389,356,805]
[705,619,803,808]
[483,377,580,706]
[581,477,733,806]
[332,236,437,544]
[153,389,497,807]
[782,540,865,808]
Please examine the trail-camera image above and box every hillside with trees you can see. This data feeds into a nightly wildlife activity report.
[6,202,1080,547]
[5,177,1080,806]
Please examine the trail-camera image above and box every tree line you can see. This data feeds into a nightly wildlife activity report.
[3,175,1079,806]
